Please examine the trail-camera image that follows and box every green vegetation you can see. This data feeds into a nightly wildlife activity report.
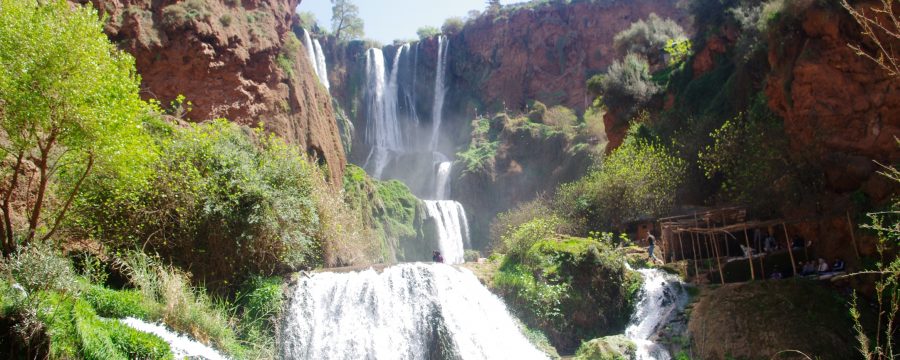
[161,0,212,30]
[557,124,686,233]
[574,335,637,360]
[492,232,641,353]
[442,17,465,35]
[592,53,661,120]
[613,13,687,66]
[331,0,364,41]
[278,32,303,78]
[417,26,441,40]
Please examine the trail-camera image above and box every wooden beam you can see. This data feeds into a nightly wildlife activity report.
[846,212,862,262]
[782,223,797,276]
[743,228,755,280]
[690,228,701,284]
[709,220,725,285]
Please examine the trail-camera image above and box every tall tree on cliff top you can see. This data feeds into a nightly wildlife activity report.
[0,0,152,255]
[331,0,364,41]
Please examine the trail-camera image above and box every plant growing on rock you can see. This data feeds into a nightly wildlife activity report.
[613,13,688,66]
[593,53,661,121]
[841,0,900,77]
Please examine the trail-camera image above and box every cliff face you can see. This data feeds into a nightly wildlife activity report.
[450,0,688,113]
[80,0,346,181]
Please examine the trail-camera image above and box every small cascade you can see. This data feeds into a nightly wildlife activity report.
[429,36,450,150]
[435,161,452,200]
[300,29,330,90]
[624,267,689,360]
[279,264,548,360]
[312,39,330,90]
[424,200,469,264]
[121,317,229,360]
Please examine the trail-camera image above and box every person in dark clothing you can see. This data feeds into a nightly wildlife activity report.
[432,251,444,263]
[647,234,657,261]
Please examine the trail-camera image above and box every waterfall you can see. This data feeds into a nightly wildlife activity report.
[624,267,689,360]
[280,264,549,360]
[312,39,330,90]
[121,317,229,360]
[364,48,404,151]
[424,200,469,264]
[429,36,450,149]
[300,29,329,90]
[435,161,452,200]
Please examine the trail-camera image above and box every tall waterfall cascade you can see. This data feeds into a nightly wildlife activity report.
[625,267,689,360]
[300,29,330,90]
[280,264,549,360]
[360,38,470,260]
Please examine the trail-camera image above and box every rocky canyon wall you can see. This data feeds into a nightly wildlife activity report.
[78,0,346,181]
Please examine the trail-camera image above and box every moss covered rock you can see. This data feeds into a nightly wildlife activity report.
[575,335,637,360]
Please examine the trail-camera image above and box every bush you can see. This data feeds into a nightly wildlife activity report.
[490,197,555,250]
[107,320,173,360]
[0,242,77,293]
[599,53,661,118]
[556,125,686,233]
[417,26,441,40]
[441,17,465,35]
[464,250,481,262]
[501,216,563,263]
[161,0,211,30]
[613,13,687,66]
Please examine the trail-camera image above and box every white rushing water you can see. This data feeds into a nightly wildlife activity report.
[424,200,469,264]
[121,317,229,360]
[624,267,689,360]
[434,161,453,200]
[301,29,330,90]
[280,263,548,360]
[430,36,450,150]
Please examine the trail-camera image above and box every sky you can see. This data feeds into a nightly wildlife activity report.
[297,0,519,43]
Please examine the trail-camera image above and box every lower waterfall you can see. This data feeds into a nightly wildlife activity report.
[624,268,689,360]
[279,263,548,360]
[424,200,469,264]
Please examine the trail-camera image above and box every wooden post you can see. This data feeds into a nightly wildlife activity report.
[721,214,731,257]
[708,221,725,285]
[690,230,701,283]
[743,227,755,280]
[846,212,862,262]
[782,223,797,276]
[678,232,686,261]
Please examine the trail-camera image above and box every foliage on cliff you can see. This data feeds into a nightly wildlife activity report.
[490,224,642,354]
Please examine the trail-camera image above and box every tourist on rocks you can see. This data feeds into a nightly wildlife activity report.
[817,258,829,273]
[432,251,444,263]
[646,233,657,262]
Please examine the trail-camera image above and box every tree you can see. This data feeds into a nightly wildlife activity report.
[441,17,465,35]
[417,26,441,40]
[0,0,151,255]
[613,13,687,67]
[841,0,900,77]
[331,0,364,41]
[486,0,502,14]
[597,53,661,120]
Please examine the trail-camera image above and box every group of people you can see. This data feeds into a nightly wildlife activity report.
[799,258,845,276]
[740,233,811,258]
[431,251,444,263]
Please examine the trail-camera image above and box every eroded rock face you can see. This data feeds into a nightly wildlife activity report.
[765,4,900,193]
[451,0,688,113]
[79,0,346,181]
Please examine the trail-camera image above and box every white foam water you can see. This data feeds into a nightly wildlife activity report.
[624,267,689,360]
[279,263,548,360]
[120,317,229,360]
[424,200,469,264]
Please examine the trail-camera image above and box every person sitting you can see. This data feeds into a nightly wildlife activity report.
[771,266,783,280]
[792,235,805,250]
[801,261,816,276]
[832,258,845,272]
[817,258,829,273]
[764,233,777,253]
[740,244,754,258]
[432,251,444,263]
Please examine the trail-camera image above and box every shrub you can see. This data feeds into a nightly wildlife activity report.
[464,250,481,262]
[441,17,465,35]
[556,125,686,233]
[490,197,555,250]
[0,242,77,293]
[219,14,232,27]
[161,0,211,30]
[417,26,441,40]
[613,13,687,66]
[599,53,661,118]
[501,216,563,263]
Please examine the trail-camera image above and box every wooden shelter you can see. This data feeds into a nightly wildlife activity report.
[658,207,802,284]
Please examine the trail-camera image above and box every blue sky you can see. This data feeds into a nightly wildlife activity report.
[297,0,518,43]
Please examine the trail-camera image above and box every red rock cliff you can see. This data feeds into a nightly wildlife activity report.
[78,0,346,181]
[452,0,688,113]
